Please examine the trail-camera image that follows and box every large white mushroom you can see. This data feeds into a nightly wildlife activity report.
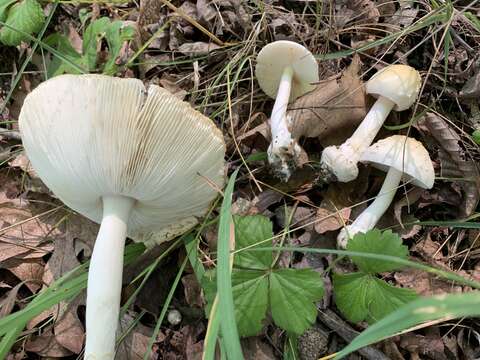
[255,40,319,181]
[321,64,421,183]
[19,75,225,359]
[337,135,434,248]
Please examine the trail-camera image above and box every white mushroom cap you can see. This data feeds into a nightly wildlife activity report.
[360,135,434,189]
[19,74,225,242]
[365,65,421,111]
[255,40,319,102]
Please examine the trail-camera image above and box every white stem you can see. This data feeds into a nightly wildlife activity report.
[85,195,134,360]
[270,66,293,146]
[339,168,402,247]
[320,96,396,183]
[340,96,395,161]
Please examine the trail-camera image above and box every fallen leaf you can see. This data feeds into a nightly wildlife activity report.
[315,206,351,234]
[400,333,447,360]
[394,268,463,296]
[116,312,153,360]
[182,273,203,308]
[335,0,380,29]
[8,259,44,293]
[0,282,23,317]
[289,56,367,147]
[178,42,221,56]
[418,113,480,217]
[54,297,85,354]
[242,337,276,360]
[25,326,73,357]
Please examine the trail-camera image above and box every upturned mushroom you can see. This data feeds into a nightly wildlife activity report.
[255,40,319,181]
[321,64,421,183]
[337,135,434,248]
[19,75,225,359]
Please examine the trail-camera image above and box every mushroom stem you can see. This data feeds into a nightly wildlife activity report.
[337,167,402,248]
[320,96,395,183]
[85,195,135,360]
[268,66,300,179]
[343,96,395,155]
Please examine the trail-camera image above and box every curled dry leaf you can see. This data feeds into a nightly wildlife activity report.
[288,56,367,147]
[418,112,480,217]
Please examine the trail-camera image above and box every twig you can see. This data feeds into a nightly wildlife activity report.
[317,309,389,360]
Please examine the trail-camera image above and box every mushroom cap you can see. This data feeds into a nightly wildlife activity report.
[360,135,434,189]
[255,40,319,102]
[19,74,225,242]
[365,64,421,111]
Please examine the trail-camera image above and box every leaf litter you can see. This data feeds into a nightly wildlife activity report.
[1,0,480,359]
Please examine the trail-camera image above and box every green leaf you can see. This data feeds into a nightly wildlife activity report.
[270,269,324,335]
[0,0,44,46]
[333,272,417,324]
[472,129,480,145]
[0,0,16,21]
[44,33,82,77]
[234,215,273,270]
[335,291,480,359]
[82,17,110,71]
[347,229,408,273]
[231,270,269,337]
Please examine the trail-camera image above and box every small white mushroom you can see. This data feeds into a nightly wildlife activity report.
[255,40,319,181]
[19,75,225,359]
[337,135,434,248]
[167,309,182,325]
[321,65,421,183]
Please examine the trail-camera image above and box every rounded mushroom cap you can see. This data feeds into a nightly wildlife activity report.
[255,40,319,102]
[360,135,434,189]
[19,74,225,242]
[365,65,421,111]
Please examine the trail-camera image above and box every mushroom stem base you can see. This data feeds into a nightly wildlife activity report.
[268,66,302,181]
[337,167,402,248]
[85,195,134,360]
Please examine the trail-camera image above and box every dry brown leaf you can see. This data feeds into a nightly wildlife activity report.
[8,260,44,293]
[315,206,351,234]
[25,326,73,357]
[394,268,463,296]
[242,337,276,360]
[54,297,85,354]
[0,282,22,318]
[335,0,380,29]
[418,112,480,217]
[288,56,367,147]
[181,273,203,308]
[178,42,221,56]
[400,333,447,360]
[116,312,153,360]
[0,203,56,263]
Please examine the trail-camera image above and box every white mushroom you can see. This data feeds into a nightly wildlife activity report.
[337,135,434,248]
[321,65,421,183]
[255,40,319,180]
[19,75,225,359]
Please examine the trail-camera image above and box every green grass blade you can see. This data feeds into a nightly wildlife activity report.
[334,291,480,359]
[217,169,243,359]
[143,250,190,360]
